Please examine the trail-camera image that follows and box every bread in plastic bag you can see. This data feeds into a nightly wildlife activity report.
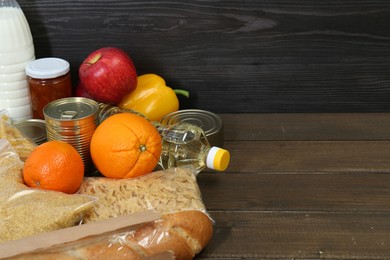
[78,166,209,223]
[0,139,97,243]
[6,210,212,260]
[73,166,214,259]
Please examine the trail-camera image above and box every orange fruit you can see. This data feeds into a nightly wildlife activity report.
[23,140,84,194]
[90,113,162,179]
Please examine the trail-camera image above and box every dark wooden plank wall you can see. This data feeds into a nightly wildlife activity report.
[18,0,390,113]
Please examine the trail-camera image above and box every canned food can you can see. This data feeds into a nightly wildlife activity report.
[12,119,47,145]
[161,109,224,147]
[43,97,99,175]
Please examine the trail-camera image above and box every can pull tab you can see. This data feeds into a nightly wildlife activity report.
[60,111,78,120]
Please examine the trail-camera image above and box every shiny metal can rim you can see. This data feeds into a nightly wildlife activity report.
[160,109,224,147]
[12,119,47,143]
[161,109,223,135]
[43,97,99,121]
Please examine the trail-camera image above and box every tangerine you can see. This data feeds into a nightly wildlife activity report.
[90,113,162,178]
[23,140,84,194]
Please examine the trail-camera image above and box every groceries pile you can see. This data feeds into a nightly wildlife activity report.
[1,1,231,258]
[0,135,213,259]
[0,26,233,260]
[0,44,232,258]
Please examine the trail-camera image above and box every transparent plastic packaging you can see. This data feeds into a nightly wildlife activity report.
[76,166,214,259]
[11,247,174,260]
[3,210,211,260]
[78,166,210,222]
[0,109,36,161]
[0,139,97,243]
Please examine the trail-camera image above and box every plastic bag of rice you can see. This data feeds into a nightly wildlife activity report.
[0,139,97,242]
[0,110,36,161]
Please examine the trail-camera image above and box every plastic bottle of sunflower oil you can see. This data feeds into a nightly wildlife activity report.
[97,103,230,174]
[156,122,230,175]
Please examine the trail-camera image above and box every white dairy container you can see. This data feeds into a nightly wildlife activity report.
[0,0,34,120]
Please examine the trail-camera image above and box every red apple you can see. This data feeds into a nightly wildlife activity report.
[79,47,137,104]
[75,81,93,99]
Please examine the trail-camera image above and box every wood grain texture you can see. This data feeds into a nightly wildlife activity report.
[222,140,390,173]
[198,211,390,259]
[198,173,390,211]
[17,0,390,113]
[196,113,390,259]
[220,113,390,141]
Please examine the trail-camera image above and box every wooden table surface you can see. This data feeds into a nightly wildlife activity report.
[196,113,390,259]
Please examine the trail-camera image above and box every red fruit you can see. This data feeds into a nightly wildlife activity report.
[75,82,92,99]
[79,47,137,104]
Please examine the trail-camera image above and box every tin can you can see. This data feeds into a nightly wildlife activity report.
[12,119,47,145]
[161,109,224,147]
[43,97,99,175]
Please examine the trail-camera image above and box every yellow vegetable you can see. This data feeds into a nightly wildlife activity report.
[118,74,189,122]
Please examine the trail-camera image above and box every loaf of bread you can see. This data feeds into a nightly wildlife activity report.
[11,210,213,260]
[128,210,213,259]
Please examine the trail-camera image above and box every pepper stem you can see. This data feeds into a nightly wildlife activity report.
[173,89,190,98]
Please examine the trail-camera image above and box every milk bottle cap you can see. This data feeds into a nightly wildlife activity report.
[206,146,230,171]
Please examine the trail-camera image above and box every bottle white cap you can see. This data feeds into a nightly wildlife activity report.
[206,146,230,171]
[25,57,70,79]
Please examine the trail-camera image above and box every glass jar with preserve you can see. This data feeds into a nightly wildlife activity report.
[25,58,72,119]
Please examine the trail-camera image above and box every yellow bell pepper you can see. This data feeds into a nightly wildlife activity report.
[118,74,189,122]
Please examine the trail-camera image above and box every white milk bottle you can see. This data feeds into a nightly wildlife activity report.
[0,0,34,121]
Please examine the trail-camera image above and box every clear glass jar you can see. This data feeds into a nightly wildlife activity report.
[25,58,72,119]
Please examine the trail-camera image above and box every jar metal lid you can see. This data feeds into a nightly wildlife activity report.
[12,119,47,145]
[161,109,224,147]
[25,57,70,79]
